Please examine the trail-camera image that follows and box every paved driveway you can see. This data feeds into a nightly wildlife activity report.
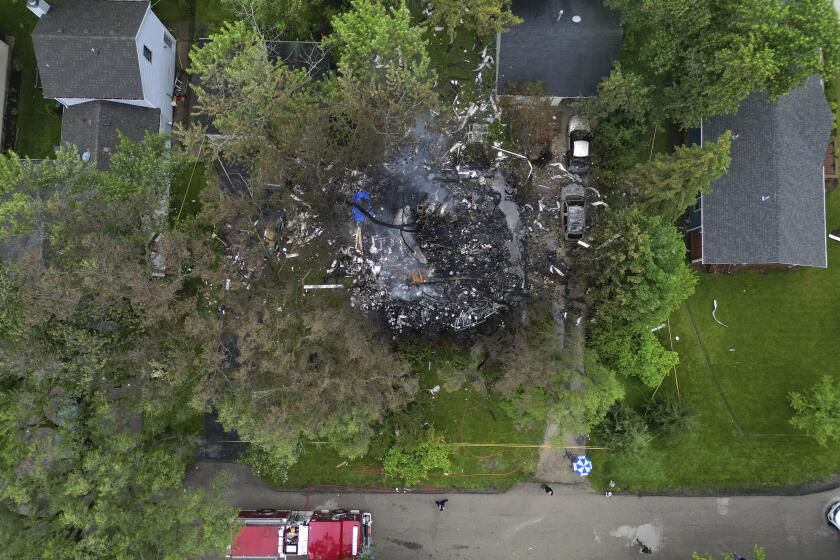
[192,462,840,559]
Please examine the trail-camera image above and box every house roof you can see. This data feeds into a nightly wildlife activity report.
[32,0,148,100]
[701,76,833,268]
[61,101,160,170]
[496,0,622,97]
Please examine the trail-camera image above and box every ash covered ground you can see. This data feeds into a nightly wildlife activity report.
[326,130,532,334]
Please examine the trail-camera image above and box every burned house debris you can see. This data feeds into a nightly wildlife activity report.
[334,141,526,333]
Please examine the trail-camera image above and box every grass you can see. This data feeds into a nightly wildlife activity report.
[151,0,230,25]
[270,342,542,491]
[0,0,61,157]
[170,160,207,220]
[590,188,840,492]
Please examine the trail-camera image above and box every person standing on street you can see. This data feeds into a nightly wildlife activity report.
[541,484,554,496]
[434,499,449,511]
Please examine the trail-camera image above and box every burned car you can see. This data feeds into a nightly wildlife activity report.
[567,116,591,175]
[561,183,586,240]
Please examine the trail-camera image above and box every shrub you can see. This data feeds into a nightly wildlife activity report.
[789,375,840,446]
[383,428,452,486]
[594,402,652,458]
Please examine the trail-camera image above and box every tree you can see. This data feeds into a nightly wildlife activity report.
[221,0,348,39]
[0,143,234,558]
[594,402,653,458]
[789,375,840,446]
[590,328,678,388]
[189,20,338,190]
[490,303,623,433]
[577,64,655,185]
[326,0,438,148]
[208,289,419,468]
[604,0,840,125]
[383,428,452,486]
[584,207,696,333]
[625,132,731,222]
[582,208,693,386]
[692,545,766,560]
[425,0,522,43]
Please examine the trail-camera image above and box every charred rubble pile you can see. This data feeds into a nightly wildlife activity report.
[332,150,526,334]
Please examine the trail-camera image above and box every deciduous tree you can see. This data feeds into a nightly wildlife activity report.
[425,0,522,43]
[326,0,438,148]
[605,0,840,125]
[0,141,234,558]
[789,375,840,446]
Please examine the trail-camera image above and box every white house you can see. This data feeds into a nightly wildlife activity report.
[29,0,176,136]
[0,38,11,148]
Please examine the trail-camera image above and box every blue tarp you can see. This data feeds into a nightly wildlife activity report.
[352,191,371,222]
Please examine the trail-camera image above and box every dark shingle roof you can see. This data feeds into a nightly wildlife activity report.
[32,0,148,100]
[701,76,833,268]
[61,101,160,170]
[497,0,622,97]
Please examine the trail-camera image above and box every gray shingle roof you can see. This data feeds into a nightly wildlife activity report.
[32,0,148,100]
[701,76,833,268]
[497,0,622,98]
[61,101,160,170]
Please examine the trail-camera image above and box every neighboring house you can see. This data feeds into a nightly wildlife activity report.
[60,101,160,170]
[495,0,622,100]
[28,0,176,168]
[0,37,11,148]
[24,0,175,277]
[687,76,834,269]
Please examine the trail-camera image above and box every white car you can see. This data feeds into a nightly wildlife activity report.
[828,500,840,531]
[567,116,591,175]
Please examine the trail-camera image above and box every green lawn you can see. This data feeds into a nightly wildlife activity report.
[591,188,840,492]
[270,342,542,491]
[170,160,207,221]
[0,0,61,157]
[151,0,230,24]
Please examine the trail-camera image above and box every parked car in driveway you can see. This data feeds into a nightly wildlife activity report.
[828,500,840,531]
[567,116,591,175]
[561,183,586,240]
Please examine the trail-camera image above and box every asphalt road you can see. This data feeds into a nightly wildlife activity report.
[192,462,840,560]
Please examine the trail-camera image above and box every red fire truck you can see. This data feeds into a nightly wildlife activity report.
[226,508,373,560]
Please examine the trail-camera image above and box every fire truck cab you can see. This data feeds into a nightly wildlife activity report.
[226,509,373,560]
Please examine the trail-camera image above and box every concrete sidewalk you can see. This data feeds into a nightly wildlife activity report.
[191,461,840,559]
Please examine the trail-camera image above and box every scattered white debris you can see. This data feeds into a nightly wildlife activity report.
[549,265,564,276]
[591,200,608,207]
[304,284,343,290]
[577,240,591,248]
[651,324,666,332]
[575,316,582,326]
[829,233,840,243]
[430,385,441,396]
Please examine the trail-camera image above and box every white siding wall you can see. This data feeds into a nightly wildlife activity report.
[0,40,10,145]
[135,5,175,129]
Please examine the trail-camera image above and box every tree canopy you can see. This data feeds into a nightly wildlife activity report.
[0,140,234,558]
[605,0,840,125]
[424,0,522,43]
[789,375,840,446]
[326,0,438,146]
[625,132,731,222]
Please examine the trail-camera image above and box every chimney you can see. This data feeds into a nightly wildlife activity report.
[27,0,50,18]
